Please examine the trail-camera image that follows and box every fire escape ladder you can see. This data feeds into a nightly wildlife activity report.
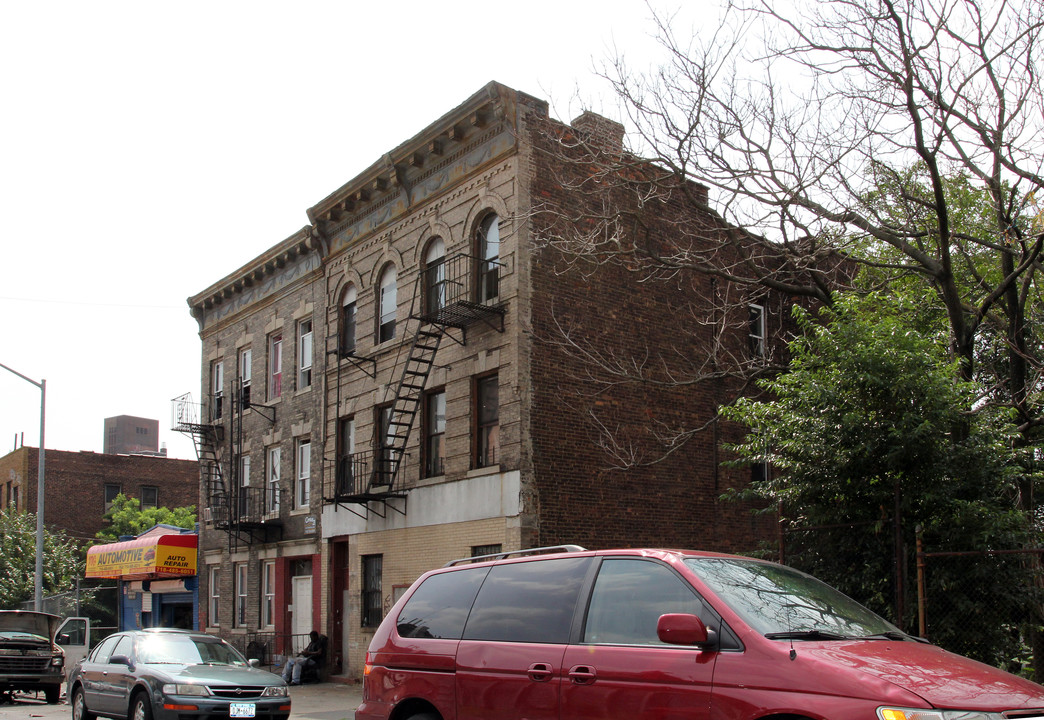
[370,326,444,493]
[322,252,505,512]
[170,393,281,550]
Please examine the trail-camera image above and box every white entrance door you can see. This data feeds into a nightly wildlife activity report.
[291,575,313,653]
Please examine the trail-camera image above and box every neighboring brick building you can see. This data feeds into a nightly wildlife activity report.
[180,82,810,678]
[0,446,199,543]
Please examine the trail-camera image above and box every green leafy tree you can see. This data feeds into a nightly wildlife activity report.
[722,292,1036,670]
[0,508,83,609]
[94,494,196,543]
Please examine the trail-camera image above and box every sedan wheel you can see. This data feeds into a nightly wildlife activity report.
[72,687,96,720]
[131,693,153,720]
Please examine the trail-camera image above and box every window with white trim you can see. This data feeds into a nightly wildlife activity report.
[749,304,766,358]
[239,347,252,407]
[269,333,283,400]
[298,319,313,389]
[266,446,281,514]
[234,563,248,628]
[261,560,275,628]
[378,265,397,343]
[209,566,220,626]
[296,440,311,508]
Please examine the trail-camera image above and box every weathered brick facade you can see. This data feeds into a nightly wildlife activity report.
[187,82,807,679]
[0,446,198,543]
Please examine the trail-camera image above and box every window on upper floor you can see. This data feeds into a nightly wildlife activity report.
[474,374,499,469]
[268,332,283,400]
[378,265,397,343]
[266,446,281,515]
[239,347,252,408]
[476,214,500,303]
[749,303,766,359]
[374,404,394,484]
[104,484,122,513]
[211,360,224,420]
[423,237,446,314]
[336,416,357,495]
[298,318,313,389]
[238,454,251,517]
[140,485,158,509]
[340,284,357,355]
[295,439,311,508]
[424,389,446,478]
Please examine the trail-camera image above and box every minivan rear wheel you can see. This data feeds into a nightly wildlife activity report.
[407,713,440,720]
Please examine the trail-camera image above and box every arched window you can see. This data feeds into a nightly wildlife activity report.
[377,265,397,343]
[424,237,446,314]
[340,284,357,355]
[477,214,500,302]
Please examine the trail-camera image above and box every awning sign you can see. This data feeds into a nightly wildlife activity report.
[86,534,197,579]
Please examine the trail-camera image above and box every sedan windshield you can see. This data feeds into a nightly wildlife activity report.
[137,635,248,665]
[685,558,898,639]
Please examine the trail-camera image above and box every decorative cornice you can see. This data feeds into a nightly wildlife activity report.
[308,81,526,241]
[187,226,316,322]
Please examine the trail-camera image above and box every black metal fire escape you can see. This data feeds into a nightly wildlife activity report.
[325,252,504,514]
[172,378,281,551]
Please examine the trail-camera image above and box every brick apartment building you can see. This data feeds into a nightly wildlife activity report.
[0,446,198,543]
[178,82,808,678]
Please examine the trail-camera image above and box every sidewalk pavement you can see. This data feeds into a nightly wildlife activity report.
[289,681,363,720]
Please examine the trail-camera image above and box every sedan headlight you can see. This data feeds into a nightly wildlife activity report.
[261,685,289,697]
[162,683,211,697]
[878,709,1003,720]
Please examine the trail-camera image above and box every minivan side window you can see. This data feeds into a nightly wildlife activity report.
[398,566,490,639]
[583,558,711,645]
[463,557,591,644]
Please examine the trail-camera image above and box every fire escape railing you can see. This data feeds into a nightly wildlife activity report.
[325,253,505,509]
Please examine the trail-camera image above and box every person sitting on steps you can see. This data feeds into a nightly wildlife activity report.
[282,630,322,685]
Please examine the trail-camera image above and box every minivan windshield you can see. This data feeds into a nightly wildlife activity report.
[685,558,899,639]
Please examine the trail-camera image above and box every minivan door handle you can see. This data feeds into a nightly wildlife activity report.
[527,663,554,682]
[568,665,597,685]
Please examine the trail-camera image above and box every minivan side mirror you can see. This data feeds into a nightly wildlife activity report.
[657,613,716,649]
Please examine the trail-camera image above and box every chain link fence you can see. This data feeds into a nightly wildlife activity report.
[18,583,119,646]
[916,546,1041,675]
[778,520,1043,677]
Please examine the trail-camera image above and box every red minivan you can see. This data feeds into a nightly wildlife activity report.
[357,547,1044,720]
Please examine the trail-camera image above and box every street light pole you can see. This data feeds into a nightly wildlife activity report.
[0,362,46,611]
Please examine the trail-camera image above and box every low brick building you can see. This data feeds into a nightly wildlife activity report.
[0,446,198,543]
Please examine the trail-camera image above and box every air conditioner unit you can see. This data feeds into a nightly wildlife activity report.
[202,507,213,524]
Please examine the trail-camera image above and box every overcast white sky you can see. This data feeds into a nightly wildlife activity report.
[0,1,693,461]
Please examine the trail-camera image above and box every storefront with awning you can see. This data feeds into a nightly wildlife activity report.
[86,526,199,631]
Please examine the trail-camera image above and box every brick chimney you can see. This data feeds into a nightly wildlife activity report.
[570,111,625,154]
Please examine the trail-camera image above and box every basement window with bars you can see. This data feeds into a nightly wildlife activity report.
[362,554,383,628]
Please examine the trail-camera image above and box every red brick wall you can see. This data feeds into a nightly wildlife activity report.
[2,447,199,543]
[522,104,782,554]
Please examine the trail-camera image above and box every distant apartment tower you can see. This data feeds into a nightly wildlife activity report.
[103,415,163,456]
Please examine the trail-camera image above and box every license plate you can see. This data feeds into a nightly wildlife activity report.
[230,702,256,718]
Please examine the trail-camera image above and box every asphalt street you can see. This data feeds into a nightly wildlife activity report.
[0,681,362,720]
